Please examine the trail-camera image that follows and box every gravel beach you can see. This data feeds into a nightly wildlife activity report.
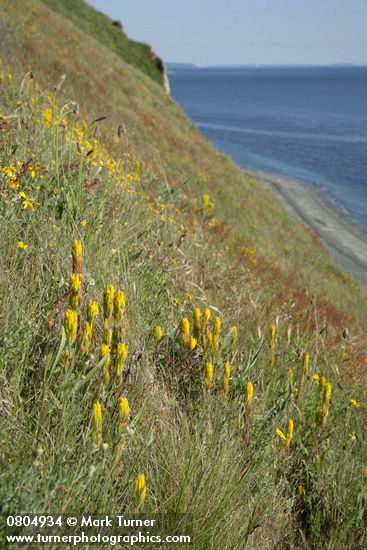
[250,170,367,285]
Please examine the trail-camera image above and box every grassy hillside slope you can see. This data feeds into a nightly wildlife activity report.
[38,0,166,87]
[1,0,366,329]
[1,1,367,548]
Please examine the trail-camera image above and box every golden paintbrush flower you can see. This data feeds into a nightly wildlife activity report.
[100,343,111,384]
[245,381,254,406]
[315,382,332,426]
[134,473,147,507]
[269,323,277,345]
[103,284,115,320]
[202,307,211,345]
[87,300,99,326]
[301,351,310,384]
[117,397,129,431]
[206,331,214,351]
[202,193,214,212]
[286,418,294,445]
[91,400,102,447]
[63,308,78,345]
[180,317,190,343]
[71,240,82,274]
[276,428,287,442]
[113,290,126,324]
[204,361,214,390]
[153,325,164,342]
[187,336,197,351]
[213,316,221,334]
[203,308,211,322]
[70,273,81,292]
[115,342,128,378]
[231,325,238,349]
[81,321,93,353]
[69,273,82,310]
[324,382,332,404]
[213,316,221,350]
[221,362,231,403]
[193,307,201,339]
[276,418,294,447]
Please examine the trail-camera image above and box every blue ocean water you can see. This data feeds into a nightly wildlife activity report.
[169,66,367,230]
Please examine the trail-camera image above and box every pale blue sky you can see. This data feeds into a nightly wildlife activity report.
[87,0,367,66]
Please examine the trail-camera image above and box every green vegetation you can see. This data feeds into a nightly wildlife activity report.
[38,0,165,86]
[1,1,367,548]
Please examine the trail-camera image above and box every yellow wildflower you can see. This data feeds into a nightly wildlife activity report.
[81,219,87,227]
[91,400,103,447]
[286,418,294,445]
[316,382,332,426]
[69,273,82,310]
[245,381,254,406]
[63,308,78,345]
[231,325,238,349]
[100,344,111,384]
[180,317,190,343]
[276,418,293,447]
[87,300,99,326]
[202,307,211,345]
[36,442,44,457]
[17,241,28,250]
[276,428,287,442]
[187,336,197,351]
[81,321,93,353]
[19,191,34,210]
[153,325,164,342]
[203,308,211,322]
[117,397,129,431]
[301,351,309,384]
[71,240,83,274]
[350,399,361,408]
[103,284,115,319]
[269,323,277,345]
[213,316,221,334]
[193,307,201,339]
[202,193,214,212]
[116,342,128,378]
[221,362,231,402]
[113,290,126,324]
[312,373,320,382]
[134,473,147,507]
[213,316,221,350]
[204,361,214,390]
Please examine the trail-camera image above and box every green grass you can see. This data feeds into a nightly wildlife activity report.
[39,0,165,86]
[1,2,367,548]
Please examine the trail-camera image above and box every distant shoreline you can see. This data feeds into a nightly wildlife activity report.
[249,169,367,285]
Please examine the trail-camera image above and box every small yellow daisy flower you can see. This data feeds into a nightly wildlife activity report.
[17,241,28,250]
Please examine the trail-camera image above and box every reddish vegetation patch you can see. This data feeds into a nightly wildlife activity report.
[208,220,229,240]
[303,225,325,251]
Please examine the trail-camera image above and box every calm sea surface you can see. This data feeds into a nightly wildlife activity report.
[169,67,367,229]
